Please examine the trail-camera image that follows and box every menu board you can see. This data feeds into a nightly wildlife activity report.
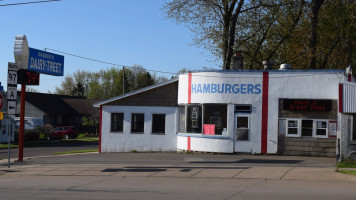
[283,99,332,112]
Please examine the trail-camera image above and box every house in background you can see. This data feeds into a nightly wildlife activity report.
[15,92,99,131]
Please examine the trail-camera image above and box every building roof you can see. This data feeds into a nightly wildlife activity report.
[94,78,178,107]
[21,92,98,115]
[63,98,100,115]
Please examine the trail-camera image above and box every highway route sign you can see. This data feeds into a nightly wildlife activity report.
[7,87,17,100]
[7,100,16,115]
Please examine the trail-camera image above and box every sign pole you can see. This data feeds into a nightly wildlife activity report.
[18,83,26,162]
[8,114,11,168]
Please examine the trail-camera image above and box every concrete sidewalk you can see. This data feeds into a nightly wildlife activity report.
[1,153,355,182]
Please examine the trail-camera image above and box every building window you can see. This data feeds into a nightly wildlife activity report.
[301,120,313,137]
[285,119,332,138]
[203,104,227,135]
[131,113,144,133]
[152,114,165,134]
[111,113,124,132]
[235,105,252,113]
[236,116,249,140]
[316,121,328,137]
[286,119,299,137]
[187,105,202,133]
[179,106,185,132]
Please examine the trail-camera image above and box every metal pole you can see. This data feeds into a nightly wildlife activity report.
[123,66,125,94]
[7,114,11,168]
[18,83,26,162]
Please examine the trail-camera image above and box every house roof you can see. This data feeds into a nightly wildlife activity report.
[63,98,100,115]
[22,92,98,115]
[94,78,178,107]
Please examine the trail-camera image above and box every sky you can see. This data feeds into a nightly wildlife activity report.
[0,0,220,93]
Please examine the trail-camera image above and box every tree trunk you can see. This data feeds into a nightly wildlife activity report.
[224,0,244,70]
[308,0,325,69]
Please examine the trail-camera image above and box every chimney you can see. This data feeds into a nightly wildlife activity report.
[263,61,273,70]
[232,53,243,70]
[346,66,353,75]
[279,64,292,70]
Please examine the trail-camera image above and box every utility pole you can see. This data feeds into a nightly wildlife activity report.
[123,66,125,94]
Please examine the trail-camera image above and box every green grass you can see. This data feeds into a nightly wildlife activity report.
[338,170,356,176]
[337,159,356,168]
[54,148,99,155]
[0,144,19,149]
[337,163,356,168]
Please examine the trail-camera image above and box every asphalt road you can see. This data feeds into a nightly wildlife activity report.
[0,139,98,160]
[0,152,355,200]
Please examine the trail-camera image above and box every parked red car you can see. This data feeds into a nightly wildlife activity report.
[47,126,79,140]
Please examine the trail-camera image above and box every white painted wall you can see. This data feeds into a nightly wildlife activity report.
[177,135,233,153]
[17,101,45,118]
[101,106,178,152]
[178,71,345,154]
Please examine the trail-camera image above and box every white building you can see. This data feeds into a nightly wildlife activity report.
[94,68,356,159]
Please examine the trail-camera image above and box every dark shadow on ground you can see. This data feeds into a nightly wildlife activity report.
[103,166,250,173]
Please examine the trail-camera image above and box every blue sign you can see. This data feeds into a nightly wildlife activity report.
[28,47,64,76]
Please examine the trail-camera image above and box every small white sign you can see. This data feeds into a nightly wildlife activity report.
[7,100,16,115]
[8,62,18,70]
[7,87,17,100]
[7,70,18,85]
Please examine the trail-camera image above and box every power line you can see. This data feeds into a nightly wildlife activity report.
[0,0,61,7]
[43,48,345,80]
[44,48,179,75]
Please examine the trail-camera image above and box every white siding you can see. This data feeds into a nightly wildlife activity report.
[101,106,178,152]
[343,82,356,113]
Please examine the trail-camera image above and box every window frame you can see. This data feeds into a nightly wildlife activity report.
[235,115,250,141]
[131,113,145,134]
[315,120,328,138]
[203,104,227,135]
[151,113,166,135]
[235,104,252,113]
[178,105,186,133]
[186,104,203,134]
[286,119,301,137]
[111,113,124,133]
[285,118,332,138]
[179,104,228,136]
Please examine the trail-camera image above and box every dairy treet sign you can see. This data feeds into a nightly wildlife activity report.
[28,48,64,76]
[14,35,64,76]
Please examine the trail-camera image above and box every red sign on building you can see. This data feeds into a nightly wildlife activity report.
[282,99,332,112]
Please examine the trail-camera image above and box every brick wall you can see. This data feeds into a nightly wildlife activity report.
[278,135,336,157]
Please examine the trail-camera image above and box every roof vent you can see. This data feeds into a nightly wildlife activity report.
[279,64,291,70]
[263,61,273,70]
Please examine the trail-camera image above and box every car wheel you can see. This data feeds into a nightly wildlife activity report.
[64,134,69,140]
